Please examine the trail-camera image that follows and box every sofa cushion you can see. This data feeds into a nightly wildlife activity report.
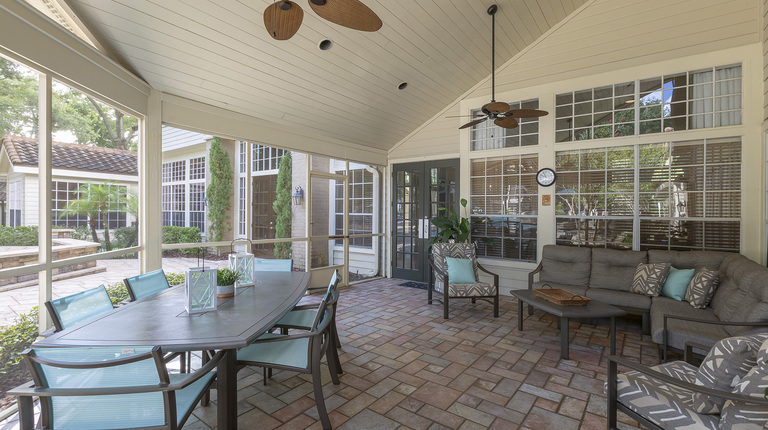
[586,288,651,310]
[685,268,721,309]
[615,361,719,430]
[631,263,671,296]
[531,281,588,297]
[590,248,647,291]
[720,338,768,429]
[539,245,591,288]
[661,267,696,301]
[648,249,730,271]
[692,333,768,414]
[711,254,768,333]
[651,297,728,355]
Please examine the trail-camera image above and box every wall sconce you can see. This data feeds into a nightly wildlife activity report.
[292,186,304,206]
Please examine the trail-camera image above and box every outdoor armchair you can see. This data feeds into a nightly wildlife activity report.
[124,269,170,301]
[9,346,225,430]
[237,297,340,430]
[253,258,293,272]
[44,285,114,332]
[427,243,499,319]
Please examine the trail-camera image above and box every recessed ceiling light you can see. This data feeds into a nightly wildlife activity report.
[398,82,408,90]
[319,39,333,50]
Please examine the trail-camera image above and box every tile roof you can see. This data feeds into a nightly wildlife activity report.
[2,135,137,176]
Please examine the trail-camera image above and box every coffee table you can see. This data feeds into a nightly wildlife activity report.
[510,289,626,359]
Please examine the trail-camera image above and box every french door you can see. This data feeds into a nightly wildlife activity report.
[392,159,459,282]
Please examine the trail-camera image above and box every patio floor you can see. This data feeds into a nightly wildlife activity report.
[1,277,652,429]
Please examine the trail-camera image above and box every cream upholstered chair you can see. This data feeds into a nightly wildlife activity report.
[427,242,499,319]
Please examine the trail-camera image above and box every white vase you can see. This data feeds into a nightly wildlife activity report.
[216,284,235,298]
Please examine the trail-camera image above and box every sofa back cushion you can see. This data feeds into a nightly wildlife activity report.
[711,254,768,327]
[648,249,730,271]
[539,245,591,288]
[590,248,647,291]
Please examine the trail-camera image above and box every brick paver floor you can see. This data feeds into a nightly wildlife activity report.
[1,278,651,429]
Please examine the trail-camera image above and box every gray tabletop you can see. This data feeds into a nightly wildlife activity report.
[35,271,312,351]
[510,289,626,318]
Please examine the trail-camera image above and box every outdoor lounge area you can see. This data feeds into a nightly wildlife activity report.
[2,0,768,428]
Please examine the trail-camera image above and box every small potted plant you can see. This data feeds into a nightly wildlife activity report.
[216,267,242,298]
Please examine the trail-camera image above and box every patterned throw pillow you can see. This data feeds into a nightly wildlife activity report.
[693,333,768,414]
[630,263,670,296]
[685,268,720,309]
[720,338,768,429]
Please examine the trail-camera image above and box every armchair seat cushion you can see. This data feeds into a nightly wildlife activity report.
[615,361,720,430]
[651,296,728,354]
[587,288,651,310]
[442,282,497,298]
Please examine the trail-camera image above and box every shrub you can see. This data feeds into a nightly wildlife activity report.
[0,226,38,246]
[166,272,185,286]
[0,307,38,376]
[162,226,202,255]
[68,226,93,241]
[112,227,136,249]
[105,282,130,305]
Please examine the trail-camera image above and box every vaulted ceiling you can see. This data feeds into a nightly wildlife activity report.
[45,0,588,151]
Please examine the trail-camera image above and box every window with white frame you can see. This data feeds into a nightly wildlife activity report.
[162,160,185,182]
[470,99,540,151]
[470,155,539,261]
[8,180,22,227]
[189,157,205,180]
[335,168,374,248]
[555,137,741,251]
[52,181,127,229]
[161,184,185,226]
[252,144,286,172]
[238,177,246,236]
[555,64,742,142]
[189,183,206,233]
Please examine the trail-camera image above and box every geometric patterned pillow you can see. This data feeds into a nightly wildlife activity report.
[719,339,768,429]
[630,263,671,296]
[685,268,721,309]
[693,333,768,414]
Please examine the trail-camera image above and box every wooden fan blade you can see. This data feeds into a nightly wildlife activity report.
[494,116,519,129]
[483,101,510,114]
[264,1,304,40]
[507,109,549,118]
[460,117,487,129]
[309,0,382,32]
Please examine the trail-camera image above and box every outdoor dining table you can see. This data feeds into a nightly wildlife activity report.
[34,270,311,430]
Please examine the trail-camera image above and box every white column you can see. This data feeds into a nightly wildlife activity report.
[38,74,53,332]
[141,89,163,272]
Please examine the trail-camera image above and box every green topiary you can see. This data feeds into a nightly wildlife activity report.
[206,137,233,242]
[273,151,292,259]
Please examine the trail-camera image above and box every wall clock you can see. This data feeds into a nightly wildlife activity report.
[536,168,556,187]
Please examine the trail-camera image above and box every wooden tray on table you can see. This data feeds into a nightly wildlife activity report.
[534,286,591,306]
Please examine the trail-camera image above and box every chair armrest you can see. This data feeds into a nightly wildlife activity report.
[684,341,711,363]
[476,263,499,287]
[607,355,768,405]
[528,262,543,290]
[168,349,225,390]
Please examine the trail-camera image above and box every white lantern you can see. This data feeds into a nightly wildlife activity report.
[229,239,255,287]
[185,267,217,314]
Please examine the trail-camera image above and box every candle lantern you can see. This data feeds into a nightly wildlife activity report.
[229,239,255,287]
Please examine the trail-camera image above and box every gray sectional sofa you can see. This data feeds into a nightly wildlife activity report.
[527,245,768,356]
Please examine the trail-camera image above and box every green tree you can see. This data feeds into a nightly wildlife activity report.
[0,58,38,136]
[273,151,292,259]
[206,137,233,242]
[60,182,126,251]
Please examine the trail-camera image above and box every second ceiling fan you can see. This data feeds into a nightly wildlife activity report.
[459,5,548,130]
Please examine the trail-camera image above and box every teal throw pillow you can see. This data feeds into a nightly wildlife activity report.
[445,257,476,284]
[661,266,696,301]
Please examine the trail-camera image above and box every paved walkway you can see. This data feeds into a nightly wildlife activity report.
[0,257,229,327]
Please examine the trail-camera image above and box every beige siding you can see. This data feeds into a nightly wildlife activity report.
[764,0,768,123]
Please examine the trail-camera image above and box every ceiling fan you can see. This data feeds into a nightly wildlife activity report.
[457,5,548,130]
[264,0,382,41]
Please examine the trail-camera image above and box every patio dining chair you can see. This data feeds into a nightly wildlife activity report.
[9,345,225,430]
[44,285,114,333]
[253,258,293,272]
[273,269,343,374]
[237,296,340,430]
[428,242,499,319]
[124,269,170,301]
